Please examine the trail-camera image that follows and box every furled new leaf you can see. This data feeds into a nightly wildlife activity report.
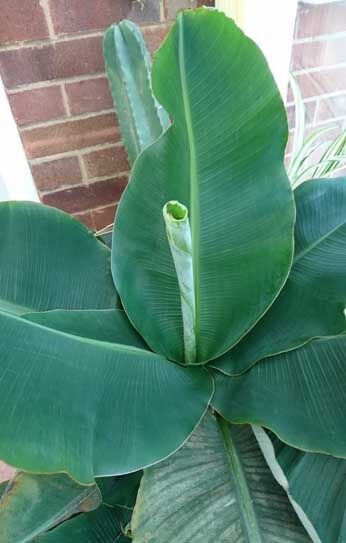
[212,335,346,457]
[104,20,170,165]
[254,427,346,543]
[132,412,310,542]
[0,310,213,484]
[0,473,101,543]
[112,8,295,363]
[213,178,346,375]
[0,202,119,315]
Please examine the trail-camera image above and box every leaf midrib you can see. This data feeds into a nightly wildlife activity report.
[294,218,346,265]
[217,416,264,543]
[178,14,200,360]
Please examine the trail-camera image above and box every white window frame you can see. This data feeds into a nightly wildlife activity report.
[0,77,39,202]
[215,0,298,100]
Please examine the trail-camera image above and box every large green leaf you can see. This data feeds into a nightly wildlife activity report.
[112,8,295,363]
[132,412,310,542]
[213,178,346,375]
[0,202,119,314]
[0,310,213,484]
[37,472,142,543]
[0,473,101,543]
[255,427,346,543]
[104,20,170,166]
[212,336,346,457]
[24,309,147,348]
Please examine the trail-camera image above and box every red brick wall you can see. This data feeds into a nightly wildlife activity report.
[0,0,205,231]
[0,1,345,232]
[287,1,346,161]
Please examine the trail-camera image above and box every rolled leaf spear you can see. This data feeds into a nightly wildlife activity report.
[163,200,196,364]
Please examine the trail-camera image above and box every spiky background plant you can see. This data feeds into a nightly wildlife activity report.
[0,8,345,543]
[287,72,346,187]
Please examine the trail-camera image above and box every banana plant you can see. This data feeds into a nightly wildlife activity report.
[0,8,345,543]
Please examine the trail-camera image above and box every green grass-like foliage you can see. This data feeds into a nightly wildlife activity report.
[0,8,345,543]
[287,72,346,187]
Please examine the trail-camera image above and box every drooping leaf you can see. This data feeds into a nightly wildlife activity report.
[0,473,101,543]
[213,178,346,376]
[97,470,142,508]
[0,310,213,484]
[24,309,147,348]
[112,8,295,363]
[132,412,310,542]
[104,20,170,166]
[37,505,130,543]
[254,427,346,543]
[0,482,7,499]
[0,202,119,315]
[212,335,346,458]
[37,472,142,543]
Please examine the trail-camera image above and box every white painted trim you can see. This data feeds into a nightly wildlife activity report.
[302,0,342,4]
[216,0,298,100]
[0,77,39,202]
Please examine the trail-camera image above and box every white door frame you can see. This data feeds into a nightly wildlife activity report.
[0,77,38,201]
[215,0,298,100]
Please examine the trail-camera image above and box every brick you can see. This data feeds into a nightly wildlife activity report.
[123,0,161,23]
[165,0,197,19]
[65,78,113,115]
[83,146,129,179]
[316,94,346,122]
[291,36,346,71]
[0,0,49,43]
[50,0,122,36]
[286,100,317,130]
[41,176,128,213]
[73,211,95,229]
[31,156,82,191]
[92,204,117,230]
[296,2,346,39]
[0,36,104,89]
[142,24,170,55]
[8,86,65,126]
[21,113,120,159]
[197,0,214,5]
[292,67,346,100]
[0,461,15,484]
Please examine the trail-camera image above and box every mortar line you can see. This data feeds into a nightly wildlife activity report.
[29,142,122,164]
[20,108,115,131]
